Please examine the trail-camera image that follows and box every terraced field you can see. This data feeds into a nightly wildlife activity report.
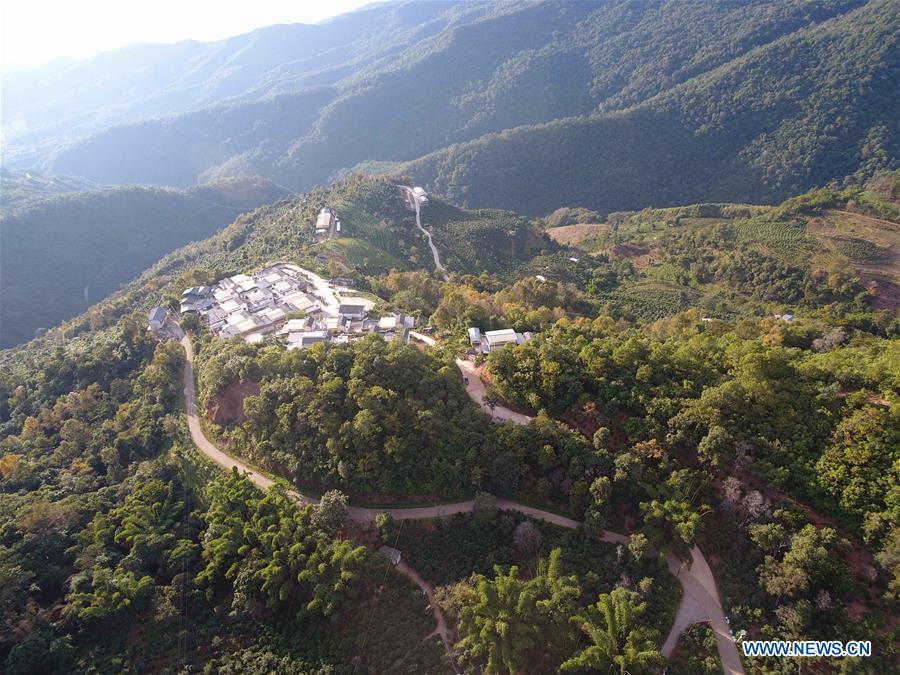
[811,209,900,310]
[593,281,704,321]
[733,217,818,258]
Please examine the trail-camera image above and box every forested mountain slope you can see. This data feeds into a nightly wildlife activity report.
[398,0,899,214]
[9,0,895,216]
[0,177,288,347]
[0,167,100,211]
[37,87,338,187]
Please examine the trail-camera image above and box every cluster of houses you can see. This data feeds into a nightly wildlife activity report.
[179,263,414,348]
[467,326,533,354]
[277,308,414,350]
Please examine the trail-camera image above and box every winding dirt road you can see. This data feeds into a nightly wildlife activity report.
[177,330,744,674]
[455,358,532,424]
[399,185,449,281]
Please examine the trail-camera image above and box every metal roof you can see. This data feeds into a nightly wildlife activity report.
[377,545,402,565]
[148,307,167,322]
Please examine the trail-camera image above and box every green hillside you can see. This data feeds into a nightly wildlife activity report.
[2,1,899,671]
[0,167,100,211]
[6,176,501,349]
[0,177,289,347]
[541,171,900,321]
[1,174,898,673]
[1,1,494,154]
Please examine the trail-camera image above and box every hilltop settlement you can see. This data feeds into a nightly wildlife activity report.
[177,262,414,348]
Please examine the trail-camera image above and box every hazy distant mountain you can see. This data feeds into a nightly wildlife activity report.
[0,177,289,347]
[4,0,898,215]
[0,1,493,157]
[0,167,100,211]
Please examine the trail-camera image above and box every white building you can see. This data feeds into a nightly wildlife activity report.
[466,326,534,353]
[183,263,397,348]
[484,328,520,350]
[338,303,367,319]
[378,315,401,331]
[286,331,329,350]
[316,208,340,236]
[281,292,315,313]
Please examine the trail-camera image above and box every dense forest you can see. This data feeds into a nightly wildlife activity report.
[1,171,897,672]
[0,318,448,672]
[5,1,895,216]
[399,0,899,214]
[0,177,288,347]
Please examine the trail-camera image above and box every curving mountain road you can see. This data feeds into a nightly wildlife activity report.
[398,185,449,281]
[455,358,532,424]
[177,326,744,673]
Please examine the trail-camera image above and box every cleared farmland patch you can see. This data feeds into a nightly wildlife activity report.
[545,222,608,246]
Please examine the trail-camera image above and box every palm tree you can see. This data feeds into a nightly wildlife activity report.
[560,588,663,674]
[457,549,579,674]
[457,564,540,674]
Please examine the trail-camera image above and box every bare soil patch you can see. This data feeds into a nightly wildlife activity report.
[610,241,655,270]
[545,223,607,246]
[611,242,651,257]
[209,380,260,426]
[809,210,900,310]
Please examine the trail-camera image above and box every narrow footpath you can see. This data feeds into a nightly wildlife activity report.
[178,329,744,673]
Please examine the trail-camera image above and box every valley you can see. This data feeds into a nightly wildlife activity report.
[0,175,288,347]
[3,1,896,215]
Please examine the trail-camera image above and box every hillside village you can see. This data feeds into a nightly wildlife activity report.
[166,194,532,355]
[177,262,414,348]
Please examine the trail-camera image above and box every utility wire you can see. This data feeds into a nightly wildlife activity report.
[352,517,405,674]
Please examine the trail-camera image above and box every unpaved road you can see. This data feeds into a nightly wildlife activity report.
[455,358,532,424]
[824,208,900,231]
[178,329,744,674]
[395,560,453,654]
[398,185,449,281]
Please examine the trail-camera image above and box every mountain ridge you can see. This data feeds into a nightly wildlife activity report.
[5,0,894,216]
